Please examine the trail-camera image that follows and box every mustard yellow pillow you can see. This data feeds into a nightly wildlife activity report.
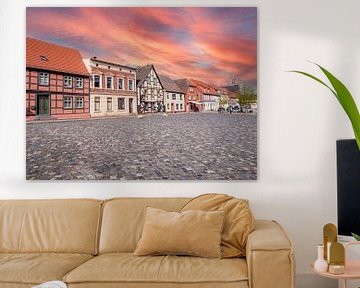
[134,207,225,258]
[181,194,255,258]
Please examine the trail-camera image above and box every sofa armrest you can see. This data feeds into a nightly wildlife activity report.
[246,220,295,288]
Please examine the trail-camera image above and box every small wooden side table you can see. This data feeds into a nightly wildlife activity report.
[311,242,360,288]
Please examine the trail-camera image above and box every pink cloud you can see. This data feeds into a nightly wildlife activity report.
[27,7,257,87]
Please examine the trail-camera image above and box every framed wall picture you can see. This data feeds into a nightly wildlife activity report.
[26,7,257,180]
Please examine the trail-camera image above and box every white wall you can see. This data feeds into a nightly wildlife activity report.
[0,0,359,287]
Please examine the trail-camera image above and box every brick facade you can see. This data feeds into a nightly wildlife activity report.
[26,37,90,121]
[84,58,137,117]
[26,69,90,120]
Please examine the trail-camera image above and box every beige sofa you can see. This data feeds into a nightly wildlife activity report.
[0,198,295,288]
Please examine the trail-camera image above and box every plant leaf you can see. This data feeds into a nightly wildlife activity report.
[289,64,360,150]
[288,70,338,99]
[316,64,360,150]
[351,232,360,241]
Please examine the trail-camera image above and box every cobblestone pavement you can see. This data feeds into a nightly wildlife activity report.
[26,113,257,180]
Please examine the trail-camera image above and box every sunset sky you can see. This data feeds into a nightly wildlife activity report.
[27,7,257,87]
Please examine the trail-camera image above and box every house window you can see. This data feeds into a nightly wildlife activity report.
[107,97,112,111]
[180,103,183,110]
[94,75,101,88]
[176,103,179,110]
[38,72,49,86]
[64,76,72,88]
[128,79,134,91]
[63,97,72,109]
[94,97,100,111]
[76,77,83,88]
[167,103,170,110]
[76,97,84,109]
[172,94,176,100]
[106,76,113,89]
[118,78,123,90]
[118,98,125,110]
[179,95,183,100]
[167,94,170,100]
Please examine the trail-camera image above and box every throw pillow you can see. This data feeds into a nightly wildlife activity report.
[181,193,254,258]
[134,207,225,258]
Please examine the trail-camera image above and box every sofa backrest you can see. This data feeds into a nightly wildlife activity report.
[99,197,190,253]
[0,199,102,254]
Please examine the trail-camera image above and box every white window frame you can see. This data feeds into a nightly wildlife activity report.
[64,76,72,88]
[106,76,113,89]
[94,97,101,111]
[93,75,101,88]
[107,97,112,111]
[118,97,125,110]
[63,97,72,109]
[76,77,83,89]
[118,78,124,90]
[128,79,134,91]
[76,97,84,109]
[38,72,49,86]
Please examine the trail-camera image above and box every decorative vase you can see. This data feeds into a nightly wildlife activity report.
[314,244,328,272]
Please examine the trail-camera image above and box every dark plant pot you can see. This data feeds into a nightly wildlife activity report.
[337,139,360,237]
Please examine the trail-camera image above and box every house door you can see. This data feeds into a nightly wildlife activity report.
[129,98,133,114]
[37,94,50,116]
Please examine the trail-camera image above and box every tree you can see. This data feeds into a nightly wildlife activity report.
[219,95,229,107]
[237,86,257,111]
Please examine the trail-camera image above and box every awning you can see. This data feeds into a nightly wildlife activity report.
[189,101,201,104]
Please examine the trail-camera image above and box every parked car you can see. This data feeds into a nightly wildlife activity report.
[231,106,240,113]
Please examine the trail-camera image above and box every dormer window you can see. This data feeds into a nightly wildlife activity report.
[108,66,111,69]
[40,55,48,62]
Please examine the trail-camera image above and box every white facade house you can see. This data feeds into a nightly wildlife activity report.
[83,57,137,117]
[159,75,185,113]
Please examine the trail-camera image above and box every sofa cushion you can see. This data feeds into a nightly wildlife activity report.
[181,194,254,258]
[99,198,190,253]
[0,199,102,254]
[63,253,248,285]
[134,207,225,258]
[0,253,93,285]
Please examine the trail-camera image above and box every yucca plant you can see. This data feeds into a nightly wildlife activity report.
[289,62,360,151]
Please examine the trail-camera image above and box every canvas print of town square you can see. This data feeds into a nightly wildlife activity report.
[26,7,257,180]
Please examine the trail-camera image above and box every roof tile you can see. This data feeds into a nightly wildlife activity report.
[26,37,89,76]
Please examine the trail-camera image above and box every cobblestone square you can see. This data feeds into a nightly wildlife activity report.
[26,113,257,180]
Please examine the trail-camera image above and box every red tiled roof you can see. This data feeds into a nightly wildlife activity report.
[189,79,219,95]
[26,37,89,76]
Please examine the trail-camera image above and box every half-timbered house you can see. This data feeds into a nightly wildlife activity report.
[83,57,137,117]
[136,65,165,113]
[26,37,90,120]
[158,75,185,113]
